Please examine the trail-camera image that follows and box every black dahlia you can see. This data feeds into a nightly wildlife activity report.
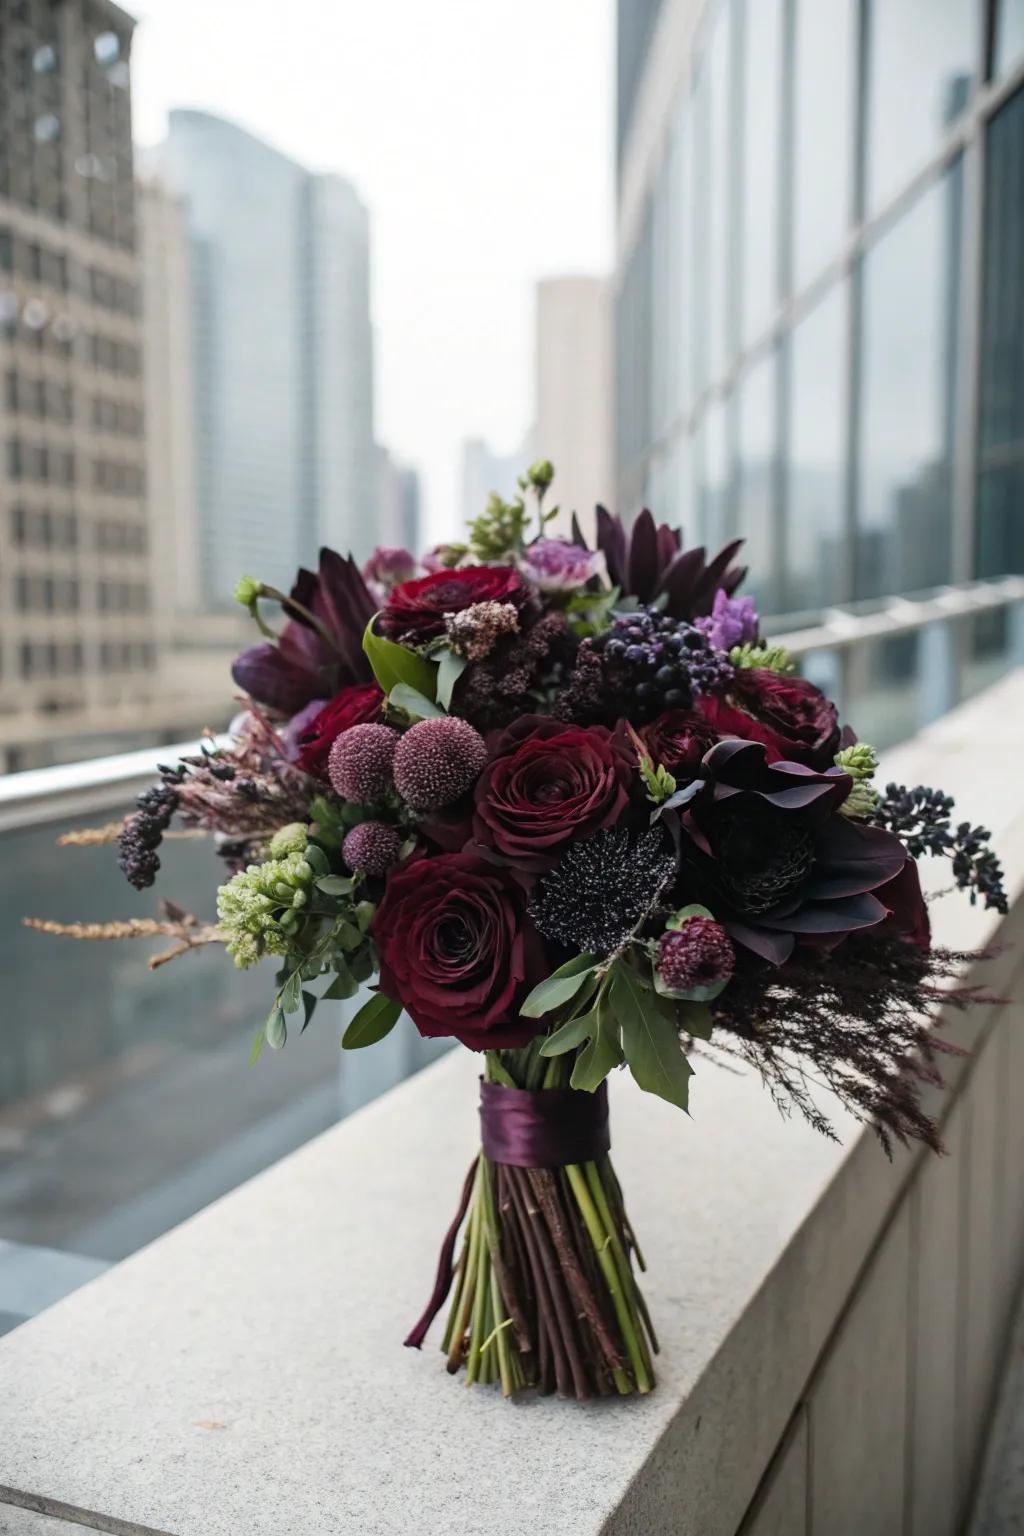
[529,825,676,956]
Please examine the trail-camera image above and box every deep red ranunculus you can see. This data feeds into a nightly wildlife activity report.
[695,670,841,768]
[378,566,528,643]
[641,711,719,777]
[472,716,634,872]
[294,683,384,776]
[373,853,547,1049]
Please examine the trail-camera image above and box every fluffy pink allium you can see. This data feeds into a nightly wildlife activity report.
[393,716,488,811]
[521,538,602,593]
[328,723,399,804]
[342,820,402,876]
[657,918,735,992]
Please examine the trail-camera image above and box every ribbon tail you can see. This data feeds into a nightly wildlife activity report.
[403,1155,479,1349]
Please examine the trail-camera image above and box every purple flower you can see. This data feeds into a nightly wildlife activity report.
[697,589,759,652]
[361,546,418,606]
[279,698,329,762]
[521,538,602,593]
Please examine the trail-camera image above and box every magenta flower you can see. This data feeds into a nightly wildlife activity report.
[521,538,602,593]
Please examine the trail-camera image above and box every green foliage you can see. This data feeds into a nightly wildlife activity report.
[611,961,693,1111]
[435,648,469,710]
[362,616,438,697]
[217,843,319,969]
[389,682,445,720]
[835,742,881,819]
[341,992,402,1050]
[569,1002,624,1092]
[519,954,599,1018]
[467,490,532,562]
[730,642,795,674]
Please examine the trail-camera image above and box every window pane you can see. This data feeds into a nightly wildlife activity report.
[671,102,694,418]
[735,353,778,614]
[785,283,849,613]
[977,87,1024,574]
[857,169,963,600]
[697,400,730,549]
[994,0,1024,77]
[792,0,857,291]
[706,1,733,382]
[866,0,975,213]
[741,0,782,344]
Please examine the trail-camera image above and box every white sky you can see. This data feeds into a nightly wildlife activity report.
[129,0,615,548]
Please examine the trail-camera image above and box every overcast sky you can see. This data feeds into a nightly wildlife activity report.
[129,0,615,547]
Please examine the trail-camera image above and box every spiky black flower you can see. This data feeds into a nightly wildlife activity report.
[529,825,676,956]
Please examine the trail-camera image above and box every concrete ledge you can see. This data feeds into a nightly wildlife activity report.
[1,672,1022,1536]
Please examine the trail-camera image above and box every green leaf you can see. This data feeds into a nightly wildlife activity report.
[341,992,402,1050]
[304,844,330,877]
[570,1001,623,1092]
[362,616,437,699]
[316,874,355,896]
[336,919,363,951]
[348,945,375,983]
[485,1051,518,1087]
[323,959,358,1000]
[436,648,469,710]
[541,1006,601,1058]
[265,1004,288,1051]
[280,971,303,1014]
[354,899,376,933]
[300,990,318,1033]
[519,954,599,1018]
[389,683,445,720]
[679,999,713,1040]
[666,903,716,929]
[612,962,693,1111]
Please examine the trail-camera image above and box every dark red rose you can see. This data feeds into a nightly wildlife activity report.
[641,711,718,777]
[378,565,528,643]
[374,853,547,1049]
[680,738,908,964]
[473,716,634,872]
[294,683,384,776]
[695,670,841,768]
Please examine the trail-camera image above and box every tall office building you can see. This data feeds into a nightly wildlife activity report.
[375,445,421,555]
[0,0,155,770]
[535,275,613,542]
[459,434,534,530]
[615,0,1024,622]
[156,111,376,606]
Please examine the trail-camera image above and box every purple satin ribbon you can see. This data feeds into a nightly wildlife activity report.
[403,1081,612,1348]
[479,1079,611,1168]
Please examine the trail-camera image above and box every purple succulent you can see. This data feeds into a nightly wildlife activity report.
[520,538,602,593]
[231,547,377,715]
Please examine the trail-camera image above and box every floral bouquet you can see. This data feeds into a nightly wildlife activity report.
[32,464,1007,1401]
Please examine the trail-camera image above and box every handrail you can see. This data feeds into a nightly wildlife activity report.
[0,575,1021,834]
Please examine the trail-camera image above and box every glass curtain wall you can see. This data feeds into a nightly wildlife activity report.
[615,0,1024,625]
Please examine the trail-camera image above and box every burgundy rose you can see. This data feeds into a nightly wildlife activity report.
[378,566,528,644]
[473,716,634,872]
[641,711,718,777]
[680,738,908,964]
[695,670,840,768]
[875,858,931,948]
[294,682,384,776]
[374,853,547,1049]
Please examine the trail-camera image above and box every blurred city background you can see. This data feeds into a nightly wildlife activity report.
[0,0,1022,1340]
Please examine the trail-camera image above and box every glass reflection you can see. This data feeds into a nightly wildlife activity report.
[857,168,963,599]
[785,283,849,612]
[697,400,730,550]
[994,0,1024,77]
[741,0,782,344]
[735,353,778,614]
[792,0,857,291]
[706,2,733,382]
[866,0,974,212]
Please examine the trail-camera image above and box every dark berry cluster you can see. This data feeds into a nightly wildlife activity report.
[117,782,179,891]
[577,606,734,724]
[871,783,1008,914]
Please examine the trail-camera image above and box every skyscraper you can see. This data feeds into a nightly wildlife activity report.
[156,111,375,606]
[0,0,154,770]
[534,276,613,542]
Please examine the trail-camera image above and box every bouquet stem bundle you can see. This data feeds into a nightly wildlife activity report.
[431,1055,657,1400]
